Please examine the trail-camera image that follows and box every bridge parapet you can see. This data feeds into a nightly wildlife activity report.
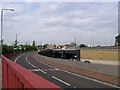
[2,55,62,89]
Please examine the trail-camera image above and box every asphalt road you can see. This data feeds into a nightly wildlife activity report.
[12,52,118,89]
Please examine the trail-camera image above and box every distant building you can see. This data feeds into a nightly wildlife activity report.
[47,44,62,49]
[63,43,76,49]
[63,44,71,49]
[48,44,54,49]
[115,34,120,46]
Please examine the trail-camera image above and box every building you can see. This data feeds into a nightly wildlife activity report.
[115,34,120,46]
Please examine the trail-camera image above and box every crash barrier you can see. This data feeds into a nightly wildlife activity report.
[2,55,62,89]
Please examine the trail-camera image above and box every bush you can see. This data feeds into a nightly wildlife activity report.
[79,44,87,48]
[2,45,14,54]
[2,44,37,54]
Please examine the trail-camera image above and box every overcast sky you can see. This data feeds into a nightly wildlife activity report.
[0,1,118,46]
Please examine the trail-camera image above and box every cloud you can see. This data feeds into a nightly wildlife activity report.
[1,2,118,46]
[1,0,119,2]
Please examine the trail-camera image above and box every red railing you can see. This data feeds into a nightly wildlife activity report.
[3,52,19,59]
[2,55,63,89]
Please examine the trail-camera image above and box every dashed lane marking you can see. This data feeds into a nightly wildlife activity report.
[28,68,60,73]
[59,67,119,88]
[52,76,71,86]
[29,69,47,74]
[39,69,47,74]
[42,68,60,71]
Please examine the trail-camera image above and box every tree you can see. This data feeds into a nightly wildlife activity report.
[32,40,36,47]
[115,34,120,46]
[2,44,14,54]
[79,44,87,48]
[19,44,25,51]
[70,42,76,47]
[13,39,19,52]
[43,44,49,49]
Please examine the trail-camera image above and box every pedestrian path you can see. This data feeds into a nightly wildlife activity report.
[81,59,119,66]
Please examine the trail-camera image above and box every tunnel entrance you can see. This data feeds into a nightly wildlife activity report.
[64,53,77,59]
[38,49,80,61]
[52,52,62,58]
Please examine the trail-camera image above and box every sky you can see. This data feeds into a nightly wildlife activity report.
[1,0,119,2]
[0,1,118,46]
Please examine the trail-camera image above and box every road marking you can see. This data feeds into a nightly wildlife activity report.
[33,55,58,69]
[33,54,119,88]
[60,69,119,88]
[52,76,71,86]
[29,69,47,74]
[15,53,25,62]
[42,68,60,71]
[39,69,47,74]
[26,54,36,68]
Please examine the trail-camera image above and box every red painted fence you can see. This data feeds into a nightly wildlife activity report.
[3,52,19,59]
[2,55,63,89]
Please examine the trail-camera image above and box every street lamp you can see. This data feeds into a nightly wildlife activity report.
[1,9,14,45]
[16,33,21,43]
[1,9,14,54]
[14,33,21,53]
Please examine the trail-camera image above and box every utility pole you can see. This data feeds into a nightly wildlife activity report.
[75,37,77,49]
[16,34,17,43]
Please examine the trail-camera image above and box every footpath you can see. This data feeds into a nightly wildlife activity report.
[34,53,120,86]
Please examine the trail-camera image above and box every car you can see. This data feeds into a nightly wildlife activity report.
[84,60,91,63]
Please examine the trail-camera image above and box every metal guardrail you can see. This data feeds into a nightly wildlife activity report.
[2,55,62,89]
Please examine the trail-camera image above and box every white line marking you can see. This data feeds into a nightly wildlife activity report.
[60,69,119,88]
[33,54,119,88]
[15,53,25,62]
[29,69,47,74]
[26,54,36,68]
[43,68,60,71]
[52,76,71,86]
[39,69,47,74]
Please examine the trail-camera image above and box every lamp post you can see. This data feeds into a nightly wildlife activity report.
[14,33,21,53]
[1,9,14,54]
[16,33,21,43]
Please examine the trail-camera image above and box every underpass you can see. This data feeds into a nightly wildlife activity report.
[38,49,80,60]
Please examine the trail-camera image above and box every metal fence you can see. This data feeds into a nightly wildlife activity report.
[2,55,62,89]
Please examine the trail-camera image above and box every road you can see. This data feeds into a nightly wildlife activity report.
[12,52,118,88]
